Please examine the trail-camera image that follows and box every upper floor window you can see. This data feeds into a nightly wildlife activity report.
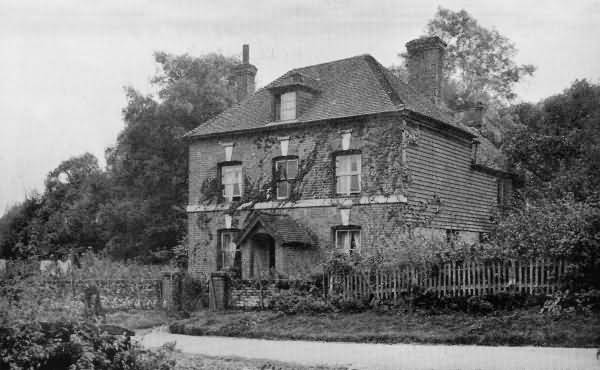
[280,91,296,121]
[334,227,361,254]
[274,157,298,199]
[221,164,242,200]
[335,153,361,195]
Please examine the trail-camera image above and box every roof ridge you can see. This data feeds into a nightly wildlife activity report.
[291,54,372,73]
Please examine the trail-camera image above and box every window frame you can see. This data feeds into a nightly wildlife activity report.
[332,150,362,196]
[218,161,243,201]
[216,228,240,271]
[272,155,299,200]
[332,225,362,254]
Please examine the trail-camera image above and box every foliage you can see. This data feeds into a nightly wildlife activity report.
[541,290,600,316]
[0,320,183,370]
[493,197,600,290]
[0,321,137,370]
[72,251,164,280]
[495,80,600,291]
[505,80,600,202]
[0,153,110,259]
[270,286,332,314]
[424,7,535,107]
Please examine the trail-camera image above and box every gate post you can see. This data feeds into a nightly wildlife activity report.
[161,270,183,311]
[209,271,229,311]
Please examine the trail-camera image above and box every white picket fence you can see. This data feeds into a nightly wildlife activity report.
[326,259,567,302]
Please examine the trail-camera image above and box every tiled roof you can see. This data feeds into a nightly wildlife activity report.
[185,54,469,138]
[237,212,316,247]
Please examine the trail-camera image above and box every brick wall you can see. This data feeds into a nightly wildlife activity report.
[229,284,278,309]
[188,114,407,205]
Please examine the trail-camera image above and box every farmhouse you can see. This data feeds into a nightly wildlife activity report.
[185,37,513,280]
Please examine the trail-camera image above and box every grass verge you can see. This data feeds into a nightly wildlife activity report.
[105,310,170,331]
[170,309,600,347]
[173,353,347,370]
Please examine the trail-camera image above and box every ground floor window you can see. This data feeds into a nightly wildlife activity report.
[334,227,361,254]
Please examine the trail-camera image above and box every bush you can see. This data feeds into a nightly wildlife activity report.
[271,290,332,314]
[0,321,137,370]
[493,197,600,291]
[541,289,600,316]
[466,296,494,314]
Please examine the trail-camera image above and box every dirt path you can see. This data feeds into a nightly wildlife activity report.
[136,330,599,370]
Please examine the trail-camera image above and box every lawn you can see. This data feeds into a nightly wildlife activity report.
[168,352,347,370]
[170,309,600,347]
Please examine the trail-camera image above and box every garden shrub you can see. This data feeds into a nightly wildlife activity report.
[0,321,137,370]
[493,197,600,291]
[541,289,600,316]
[271,289,332,314]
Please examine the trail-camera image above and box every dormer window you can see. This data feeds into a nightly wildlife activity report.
[280,91,296,121]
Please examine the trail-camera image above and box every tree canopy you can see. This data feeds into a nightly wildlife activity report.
[505,79,600,203]
[426,7,535,109]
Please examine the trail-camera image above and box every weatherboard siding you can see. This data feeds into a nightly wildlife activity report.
[405,126,497,232]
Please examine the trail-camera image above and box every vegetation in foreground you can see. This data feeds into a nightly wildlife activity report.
[170,308,600,348]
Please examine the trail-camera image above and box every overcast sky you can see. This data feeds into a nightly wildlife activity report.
[1,0,599,212]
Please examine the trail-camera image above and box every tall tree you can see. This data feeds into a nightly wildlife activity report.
[103,52,238,260]
[425,7,535,109]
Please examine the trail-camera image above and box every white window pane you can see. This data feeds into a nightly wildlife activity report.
[350,156,359,172]
[287,160,298,179]
[351,231,360,251]
[350,174,360,192]
[342,156,351,174]
[343,232,350,251]
[233,183,240,196]
[337,175,349,194]
[277,181,288,199]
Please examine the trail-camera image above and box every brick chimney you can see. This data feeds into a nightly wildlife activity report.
[232,44,257,103]
[405,36,447,105]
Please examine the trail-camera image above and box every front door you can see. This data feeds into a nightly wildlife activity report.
[250,233,275,277]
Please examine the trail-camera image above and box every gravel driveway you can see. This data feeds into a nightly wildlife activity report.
[136,330,599,370]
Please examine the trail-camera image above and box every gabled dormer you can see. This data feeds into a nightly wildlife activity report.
[267,72,321,122]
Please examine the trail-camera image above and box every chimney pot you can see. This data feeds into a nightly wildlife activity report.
[242,44,249,64]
